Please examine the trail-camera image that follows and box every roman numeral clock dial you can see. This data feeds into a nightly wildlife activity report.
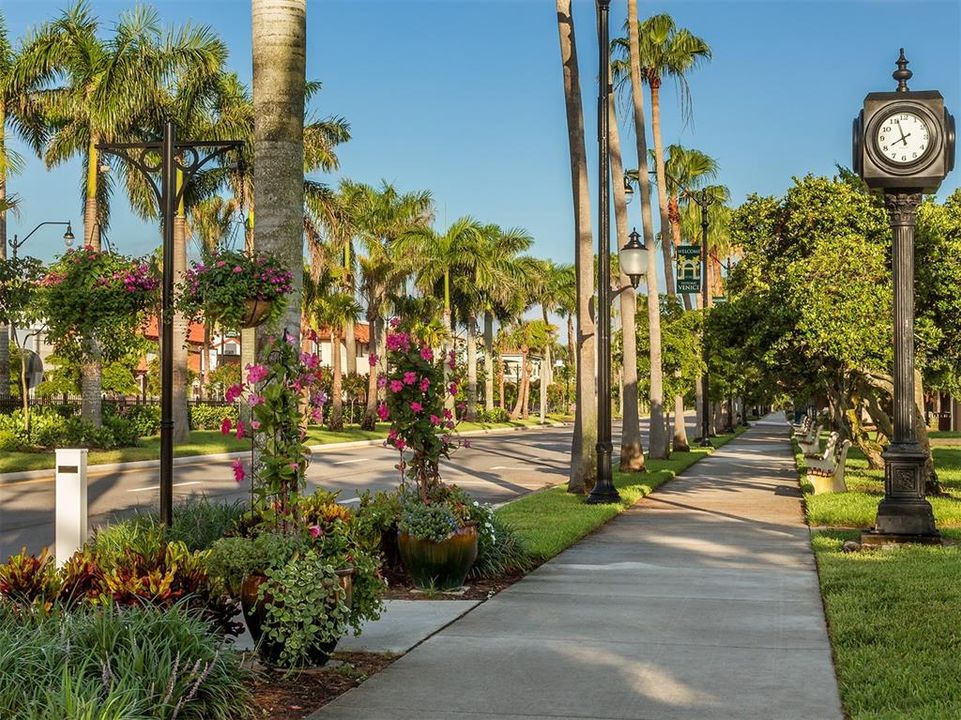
[876,111,930,165]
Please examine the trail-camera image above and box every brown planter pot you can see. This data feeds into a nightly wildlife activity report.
[380,525,402,571]
[398,524,478,591]
[240,298,273,328]
[240,568,353,667]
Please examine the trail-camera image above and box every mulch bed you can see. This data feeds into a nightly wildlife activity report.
[381,564,528,601]
[246,652,397,719]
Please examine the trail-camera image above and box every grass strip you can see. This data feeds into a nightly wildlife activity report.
[497,427,747,561]
[812,529,961,720]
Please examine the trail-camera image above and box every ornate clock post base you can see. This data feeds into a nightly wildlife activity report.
[861,442,940,545]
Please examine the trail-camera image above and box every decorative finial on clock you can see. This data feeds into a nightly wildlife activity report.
[893,48,912,92]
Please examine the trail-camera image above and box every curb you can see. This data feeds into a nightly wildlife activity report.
[0,421,570,486]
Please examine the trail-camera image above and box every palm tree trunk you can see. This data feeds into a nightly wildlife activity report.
[172,205,191,443]
[650,82,676,296]
[252,0,306,343]
[521,358,531,419]
[627,0,667,459]
[557,0,597,493]
[539,307,551,425]
[510,350,528,420]
[607,81,645,471]
[466,312,478,421]
[80,137,103,425]
[331,331,344,430]
[498,361,505,410]
[345,318,357,374]
[0,113,8,401]
[483,311,494,413]
[362,303,381,430]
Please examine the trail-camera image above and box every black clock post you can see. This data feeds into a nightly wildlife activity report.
[853,50,956,545]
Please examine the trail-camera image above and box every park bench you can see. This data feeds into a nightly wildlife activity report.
[796,422,825,456]
[806,439,852,494]
[804,431,839,461]
[792,415,812,438]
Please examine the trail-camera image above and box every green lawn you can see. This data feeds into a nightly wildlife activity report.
[0,417,569,475]
[803,444,961,529]
[799,433,961,718]
[813,529,961,720]
[497,428,747,561]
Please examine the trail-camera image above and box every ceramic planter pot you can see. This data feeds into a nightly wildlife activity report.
[397,524,478,591]
[240,568,353,667]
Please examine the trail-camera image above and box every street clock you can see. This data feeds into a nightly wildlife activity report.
[853,49,955,193]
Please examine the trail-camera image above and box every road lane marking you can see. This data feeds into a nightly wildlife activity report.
[333,459,365,465]
[337,497,361,504]
[490,466,533,470]
[127,481,203,493]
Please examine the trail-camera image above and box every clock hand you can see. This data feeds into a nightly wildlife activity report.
[899,132,912,146]
[896,120,908,145]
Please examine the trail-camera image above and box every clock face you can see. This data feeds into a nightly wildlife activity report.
[876,111,930,165]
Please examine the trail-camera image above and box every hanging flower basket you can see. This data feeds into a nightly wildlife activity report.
[179,248,293,332]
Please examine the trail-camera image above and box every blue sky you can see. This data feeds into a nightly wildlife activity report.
[3,0,960,269]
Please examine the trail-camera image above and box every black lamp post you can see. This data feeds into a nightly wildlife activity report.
[10,221,74,259]
[98,121,242,526]
[684,188,715,447]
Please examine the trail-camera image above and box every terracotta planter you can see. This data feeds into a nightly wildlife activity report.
[240,568,353,667]
[240,298,273,328]
[398,524,478,591]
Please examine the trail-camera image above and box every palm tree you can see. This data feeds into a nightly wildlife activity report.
[531,259,570,425]
[346,181,432,430]
[310,289,361,431]
[506,320,550,421]
[607,69,645,471]
[624,0,668,459]
[252,0,306,339]
[14,3,174,425]
[0,14,46,402]
[556,0,597,493]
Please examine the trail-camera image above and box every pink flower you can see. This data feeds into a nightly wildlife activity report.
[251,420,261,430]
[456,402,466,412]
[311,407,323,423]
[389,379,405,393]
[377,375,388,388]
[369,353,379,366]
[220,418,233,435]
[444,408,453,420]
[225,383,244,403]
[410,401,423,413]
[233,266,244,273]
[300,352,319,369]
[403,371,417,385]
[449,383,459,396]
[395,438,406,451]
[462,439,472,449]
[235,420,246,440]
[231,459,246,483]
[308,525,322,538]
[389,317,401,328]
[448,350,457,370]
[247,364,268,384]
[430,414,441,426]
[420,346,434,361]
[377,403,390,421]
[248,393,264,407]
[290,462,300,472]
[419,378,430,392]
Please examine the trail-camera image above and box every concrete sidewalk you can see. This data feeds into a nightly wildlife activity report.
[310,414,843,720]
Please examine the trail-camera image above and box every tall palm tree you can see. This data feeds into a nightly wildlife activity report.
[624,0,668,459]
[346,181,432,430]
[506,320,550,421]
[252,0,306,340]
[0,14,46,402]
[531,259,569,425]
[16,3,195,425]
[556,0,597,493]
[308,287,361,431]
[607,69,645,471]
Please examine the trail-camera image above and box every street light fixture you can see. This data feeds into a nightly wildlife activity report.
[618,228,646,289]
[685,188,715,448]
[623,175,635,205]
[9,221,75,259]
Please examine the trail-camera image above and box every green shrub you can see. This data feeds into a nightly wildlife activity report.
[0,603,251,719]
[470,512,535,579]
[110,404,161,436]
[477,407,510,423]
[0,408,142,450]
[189,404,238,431]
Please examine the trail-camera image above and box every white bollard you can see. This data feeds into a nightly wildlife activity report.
[55,448,88,566]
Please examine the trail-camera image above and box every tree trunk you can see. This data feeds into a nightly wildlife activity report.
[521,358,531,419]
[627,0,667,459]
[80,137,103,425]
[467,312,478,421]
[483,311,495,413]
[673,394,689,450]
[172,201,191,443]
[557,0,597,493]
[540,308,552,425]
[362,303,382,430]
[330,331,344,430]
[608,85,645,471]
[252,0,306,343]
[649,81,676,297]
[498,360,505,410]
[510,350,528,420]
[345,317,357,375]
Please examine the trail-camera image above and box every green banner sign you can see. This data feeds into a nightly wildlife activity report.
[676,245,701,294]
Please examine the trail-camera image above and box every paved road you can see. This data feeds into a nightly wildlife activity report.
[0,416,695,558]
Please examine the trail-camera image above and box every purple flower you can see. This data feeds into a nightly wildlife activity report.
[248,393,264,407]
[420,346,434,361]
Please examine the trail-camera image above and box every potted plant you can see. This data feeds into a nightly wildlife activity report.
[180,248,293,332]
[379,317,479,590]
